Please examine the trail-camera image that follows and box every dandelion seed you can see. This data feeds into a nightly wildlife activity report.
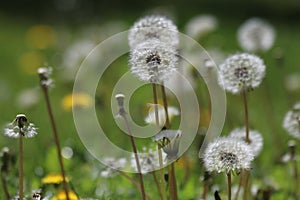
[238,18,276,52]
[129,39,178,83]
[145,104,179,126]
[283,102,300,139]
[4,114,38,138]
[229,127,263,157]
[218,53,266,94]
[100,157,127,178]
[203,137,254,174]
[153,129,182,161]
[128,15,179,48]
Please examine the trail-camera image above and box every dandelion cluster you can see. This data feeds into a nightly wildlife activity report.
[229,127,263,157]
[129,15,179,83]
[218,53,266,94]
[283,102,300,139]
[238,18,276,52]
[4,114,38,138]
[203,137,254,174]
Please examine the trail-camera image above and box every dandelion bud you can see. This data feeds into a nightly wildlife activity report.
[115,93,126,116]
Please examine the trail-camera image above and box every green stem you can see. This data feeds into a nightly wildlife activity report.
[160,84,170,128]
[122,115,146,200]
[152,83,167,200]
[227,173,232,200]
[234,174,243,200]
[1,171,10,200]
[168,163,178,200]
[242,90,250,143]
[242,170,250,200]
[19,134,23,200]
[152,172,163,200]
[41,87,70,200]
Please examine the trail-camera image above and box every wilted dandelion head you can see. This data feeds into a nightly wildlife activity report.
[100,157,127,178]
[203,137,254,174]
[153,129,182,161]
[229,127,263,157]
[218,53,266,94]
[38,67,54,88]
[4,114,38,138]
[238,18,276,52]
[283,102,300,139]
[129,39,178,83]
[128,15,179,48]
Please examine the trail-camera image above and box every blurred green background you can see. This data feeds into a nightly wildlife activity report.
[0,0,300,199]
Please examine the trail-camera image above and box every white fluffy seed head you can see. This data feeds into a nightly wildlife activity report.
[129,39,178,83]
[238,18,276,52]
[128,15,179,49]
[218,53,266,94]
[203,137,254,174]
[283,102,300,139]
[229,127,263,157]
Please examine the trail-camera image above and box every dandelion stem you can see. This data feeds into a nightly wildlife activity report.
[242,170,250,200]
[118,170,153,200]
[152,171,163,200]
[121,114,146,200]
[201,171,210,200]
[152,83,167,200]
[289,142,298,198]
[227,173,232,200]
[40,87,70,200]
[160,84,170,128]
[242,89,250,200]
[168,162,178,200]
[1,171,10,200]
[242,89,250,143]
[234,174,243,200]
[19,134,23,200]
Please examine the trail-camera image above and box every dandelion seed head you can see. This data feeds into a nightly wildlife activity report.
[128,15,179,48]
[4,114,38,138]
[218,53,266,94]
[145,104,180,126]
[38,67,54,88]
[283,102,300,139]
[203,137,254,174]
[100,157,127,178]
[229,127,263,157]
[185,14,218,39]
[129,39,178,83]
[238,18,276,52]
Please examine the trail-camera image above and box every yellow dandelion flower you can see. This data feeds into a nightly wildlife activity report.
[26,25,56,49]
[51,190,78,200]
[42,173,70,185]
[61,93,94,111]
